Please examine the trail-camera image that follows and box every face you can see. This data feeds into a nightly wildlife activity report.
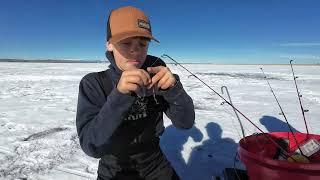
[107,37,150,71]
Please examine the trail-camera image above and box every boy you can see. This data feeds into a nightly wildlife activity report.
[76,6,195,180]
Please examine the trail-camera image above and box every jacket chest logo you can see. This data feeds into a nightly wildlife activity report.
[124,97,148,121]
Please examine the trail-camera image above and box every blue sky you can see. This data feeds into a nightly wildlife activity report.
[0,0,319,64]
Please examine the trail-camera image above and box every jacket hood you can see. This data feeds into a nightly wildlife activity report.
[106,51,122,75]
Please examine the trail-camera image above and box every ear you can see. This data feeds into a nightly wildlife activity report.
[106,42,114,51]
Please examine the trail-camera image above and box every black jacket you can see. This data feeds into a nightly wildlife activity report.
[76,52,195,158]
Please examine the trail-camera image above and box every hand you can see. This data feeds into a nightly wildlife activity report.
[117,69,151,94]
[147,66,176,90]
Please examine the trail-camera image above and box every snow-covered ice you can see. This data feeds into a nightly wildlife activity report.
[0,62,319,180]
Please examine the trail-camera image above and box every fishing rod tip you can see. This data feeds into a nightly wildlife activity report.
[161,54,168,58]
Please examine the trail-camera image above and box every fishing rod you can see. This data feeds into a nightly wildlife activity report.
[161,54,294,159]
[221,86,246,141]
[290,60,309,136]
[260,68,305,157]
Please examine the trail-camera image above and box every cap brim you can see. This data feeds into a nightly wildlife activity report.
[109,31,159,44]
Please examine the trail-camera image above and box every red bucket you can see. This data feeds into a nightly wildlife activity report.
[238,132,320,180]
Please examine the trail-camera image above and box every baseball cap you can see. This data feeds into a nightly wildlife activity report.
[107,6,159,44]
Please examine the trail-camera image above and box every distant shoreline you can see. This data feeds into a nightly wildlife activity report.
[0,59,104,63]
[0,59,319,66]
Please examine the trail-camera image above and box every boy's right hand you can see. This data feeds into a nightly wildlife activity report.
[117,69,151,94]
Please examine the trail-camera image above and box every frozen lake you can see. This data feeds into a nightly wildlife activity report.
[0,62,319,180]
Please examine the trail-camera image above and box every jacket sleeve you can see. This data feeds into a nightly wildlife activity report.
[76,73,135,158]
[159,74,195,129]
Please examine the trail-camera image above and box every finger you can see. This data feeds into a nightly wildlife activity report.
[125,83,139,93]
[124,75,144,87]
[157,73,170,88]
[150,68,166,87]
[124,70,151,86]
[147,66,164,74]
[148,81,159,90]
[117,81,139,94]
[140,69,152,84]
[161,78,176,90]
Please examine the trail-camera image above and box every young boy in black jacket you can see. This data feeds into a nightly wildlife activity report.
[76,6,195,180]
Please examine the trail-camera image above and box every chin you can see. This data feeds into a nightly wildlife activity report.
[128,63,143,69]
[126,65,141,70]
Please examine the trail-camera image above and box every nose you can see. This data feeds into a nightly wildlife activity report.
[130,45,140,54]
[129,42,142,54]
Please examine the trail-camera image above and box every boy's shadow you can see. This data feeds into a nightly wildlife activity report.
[160,124,203,178]
[161,122,239,180]
[259,115,300,132]
[185,122,238,180]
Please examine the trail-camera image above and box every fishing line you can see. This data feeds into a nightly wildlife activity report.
[260,68,305,157]
[161,54,294,159]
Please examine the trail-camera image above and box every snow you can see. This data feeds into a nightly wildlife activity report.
[0,62,319,180]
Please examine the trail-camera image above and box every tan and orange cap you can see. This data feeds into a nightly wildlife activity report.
[107,6,159,44]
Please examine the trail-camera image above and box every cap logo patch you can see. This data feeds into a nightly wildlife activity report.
[138,19,151,31]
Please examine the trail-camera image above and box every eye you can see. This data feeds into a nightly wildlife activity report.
[139,42,147,47]
[122,42,131,46]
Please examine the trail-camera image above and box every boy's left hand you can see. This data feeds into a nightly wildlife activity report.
[147,66,176,90]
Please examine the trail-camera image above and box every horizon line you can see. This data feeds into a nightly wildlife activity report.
[0,59,319,66]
